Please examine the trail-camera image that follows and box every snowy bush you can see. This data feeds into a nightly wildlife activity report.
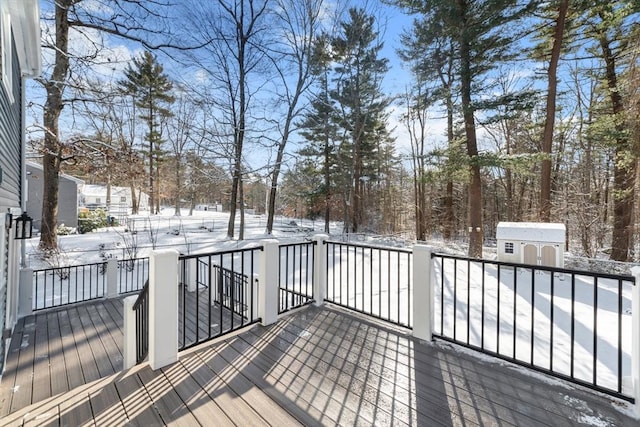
[78,209,113,233]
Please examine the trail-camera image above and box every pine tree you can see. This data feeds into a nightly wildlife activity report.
[297,33,338,233]
[394,0,534,257]
[331,8,393,233]
[119,51,174,214]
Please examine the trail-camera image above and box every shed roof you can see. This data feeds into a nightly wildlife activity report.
[496,222,565,243]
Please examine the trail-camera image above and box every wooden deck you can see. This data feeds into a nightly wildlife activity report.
[1,301,637,426]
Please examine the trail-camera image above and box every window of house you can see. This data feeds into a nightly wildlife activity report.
[0,4,13,103]
[505,242,514,254]
[95,197,101,204]
[120,196,127,203]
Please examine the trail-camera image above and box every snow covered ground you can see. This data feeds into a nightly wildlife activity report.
[22,208,636,402]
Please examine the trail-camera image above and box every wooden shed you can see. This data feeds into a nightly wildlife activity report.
[496,222,566,268]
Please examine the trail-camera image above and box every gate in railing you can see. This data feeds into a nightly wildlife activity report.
[431,253,636,403]
[278,241,316,314]
[178,247,261,351]
[324,241,413,328]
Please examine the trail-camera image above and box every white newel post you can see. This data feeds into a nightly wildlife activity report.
[106,258,118,298]
[123,295,137,370]
[313,234,329,306]
[631,267,640,418]
[412,245,434,342]
[149,249,179,370]
[259,239,279,326]
[18,268,33,317]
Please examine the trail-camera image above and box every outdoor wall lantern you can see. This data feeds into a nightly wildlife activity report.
[14,212,33,240]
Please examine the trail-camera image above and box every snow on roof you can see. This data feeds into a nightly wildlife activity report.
[81,184,133,197]
[496,222,565,243]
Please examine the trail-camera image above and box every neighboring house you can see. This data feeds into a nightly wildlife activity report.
[79,184,150,213]
[26,162,84,230]
[0,0,41,374]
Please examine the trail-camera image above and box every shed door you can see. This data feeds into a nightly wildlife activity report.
[540,245,556,267]
[523,244,538,265]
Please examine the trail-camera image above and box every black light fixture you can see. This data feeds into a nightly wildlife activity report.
[14,212,33,240]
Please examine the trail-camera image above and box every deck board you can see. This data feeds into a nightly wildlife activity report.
[113,369,165,426]
[68,305,101,384]
[0,317,24,417]
[136,366,200,427]
[159,358,235,426]
[30,312,52,404]
[56,309,84,391]
[8,318,35,413]
[46,310,68,396]
[1,300,638,426]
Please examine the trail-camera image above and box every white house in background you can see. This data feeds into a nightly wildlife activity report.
[79,184,150,213]
[496,222,566,268]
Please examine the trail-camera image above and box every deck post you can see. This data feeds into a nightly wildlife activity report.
[259,239,279,326]
[313,234,329,306]
[18,268,33,317]
[631,267,640,418]
[105,258,118,297]
[412,245,433,341]
[149,249,179,370]
[123,295,137,369]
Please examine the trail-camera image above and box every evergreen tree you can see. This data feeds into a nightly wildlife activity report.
[394,0,534,257]
[577,1,639,261]
[297,33,338,233]
[119,51,174,214]
[331,8,393,233]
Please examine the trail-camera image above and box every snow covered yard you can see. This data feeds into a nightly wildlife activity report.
[20,208,638,403]
[433,255,634,400]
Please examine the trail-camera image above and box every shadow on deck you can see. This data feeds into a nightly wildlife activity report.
[0,300,636,426]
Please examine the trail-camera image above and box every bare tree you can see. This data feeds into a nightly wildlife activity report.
[184,0,270,240]
[166,87,199,216]
[264,0,324,235]
[38,0,193,250]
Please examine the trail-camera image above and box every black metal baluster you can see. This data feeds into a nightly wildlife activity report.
[617,279,623,394]
[593,277,598,387]
[530,267,535,365]
[570,273,576,379]
[550,271,555,372]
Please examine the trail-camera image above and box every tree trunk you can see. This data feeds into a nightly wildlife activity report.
[129,182,138,215]
[40,1,72,251]
[174,155,181,216]
[540,0,568,222]
[324,139,331,233]
[457,2,483,258]
[600,36,634,261]
[443,86,455,240]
